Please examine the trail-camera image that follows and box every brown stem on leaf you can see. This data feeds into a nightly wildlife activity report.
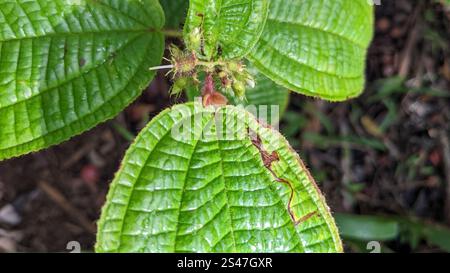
[202,73,214,96]
[202,73,228,106]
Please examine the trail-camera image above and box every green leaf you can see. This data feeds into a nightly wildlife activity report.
[423,225,450,252]
[159,0,189,28]
[248,0,374,101]
[96,102,342,253]
[0,0,165,161]
[184,0,269,60]
[336,213,450,252]
[335,213,400,241]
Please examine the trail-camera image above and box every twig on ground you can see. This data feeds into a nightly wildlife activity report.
[62,141,98,169]
[38,181,96,234]
[438,130,450,225]
[398,2,424,77]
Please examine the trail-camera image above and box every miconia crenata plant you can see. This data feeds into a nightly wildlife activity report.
[0,0,374,252]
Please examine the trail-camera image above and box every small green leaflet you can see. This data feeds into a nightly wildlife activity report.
[96,103,342,253]
[184,0,270,60]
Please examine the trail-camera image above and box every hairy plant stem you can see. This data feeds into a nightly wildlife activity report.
[197,60,227,68]
[149,60,227,72]
[161,29,183,38]
[149,64,174,71]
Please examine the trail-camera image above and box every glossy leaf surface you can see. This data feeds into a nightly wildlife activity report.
[184,0,269,59]
[248,0,374,101]
[0,0,165,160]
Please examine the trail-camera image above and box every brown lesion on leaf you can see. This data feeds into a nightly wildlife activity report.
[79,58,86,68]
[248,128,318,226]
[294,211,319,225]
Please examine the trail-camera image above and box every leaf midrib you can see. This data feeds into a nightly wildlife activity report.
[215,137,238,252]
[173,115,213,252]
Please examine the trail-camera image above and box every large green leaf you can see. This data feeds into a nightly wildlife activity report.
[0,0,165,160]
[248,0,374,101]
[184,0,269,60]
[96,102,342,252]
[159,0,189,28]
